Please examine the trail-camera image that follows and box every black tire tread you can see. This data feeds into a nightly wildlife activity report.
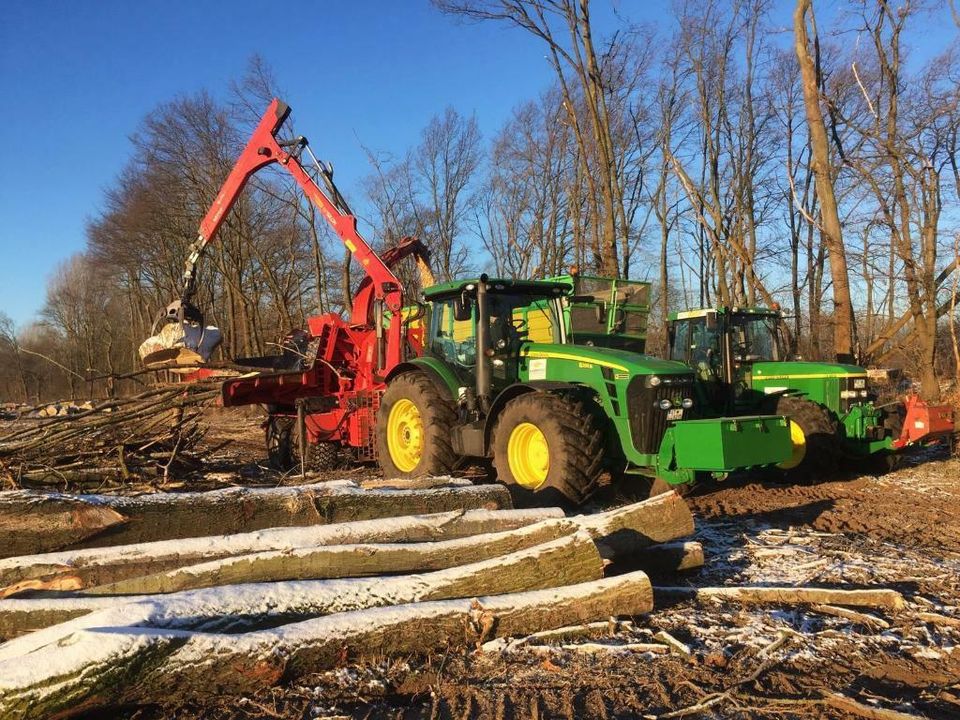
[492,392,605,506]
[769,395,839,482]
[375,372,459,478]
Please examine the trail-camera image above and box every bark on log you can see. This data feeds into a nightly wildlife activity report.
[0,481,512,555]
[84,519,580,596]
[0,571,653,719]
[654,585,906,611]
[0,531,602,647]
[0,507,563,593]
[0,596,130,641]
[0,493,126,558]
[573,492,695,555]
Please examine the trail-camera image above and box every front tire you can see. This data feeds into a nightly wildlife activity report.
[768,395,839,482]
[492,392,604,506]
[376,373,458,478]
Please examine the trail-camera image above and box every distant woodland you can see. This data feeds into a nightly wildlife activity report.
[2,0,959,403]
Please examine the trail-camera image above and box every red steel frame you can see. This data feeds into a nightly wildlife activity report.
[180,99,417,455]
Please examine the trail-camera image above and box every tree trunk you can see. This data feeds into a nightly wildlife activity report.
[655,585,905,611]
[794,0,856,363]
[0,494,126,559]
[0,482,512,555]
[0,532,603,643]
[0,571,652,720]
[574,490,694,556]
[83,519,580,596]
[0,507,562,593]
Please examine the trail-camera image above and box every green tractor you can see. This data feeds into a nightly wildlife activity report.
[376,275,793,505]
[664,306,955,477]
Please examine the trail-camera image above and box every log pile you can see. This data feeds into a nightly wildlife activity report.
[0,482,699,719]
[0,383,218,489]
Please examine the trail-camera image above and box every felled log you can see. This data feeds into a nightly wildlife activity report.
[655,585,906,611]
[0,493,126,558]
[0,596,129,640]
[574,491,694,557]
[0,481,512,555]
[0,507,562,593]
[84,519,580,595]
[0,571,653,719]
[0,531,602,643]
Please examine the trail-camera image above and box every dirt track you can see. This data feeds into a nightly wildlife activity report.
[111,432,960,720]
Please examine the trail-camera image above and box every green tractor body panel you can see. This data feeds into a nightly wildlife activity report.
[405,277,793,487]
[656,415,792,485]
[750,361,867,414]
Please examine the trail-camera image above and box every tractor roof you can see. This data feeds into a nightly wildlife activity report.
[668,307,780,321]
[423,277,572,300]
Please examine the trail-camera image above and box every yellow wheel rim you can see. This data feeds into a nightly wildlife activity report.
[507,422,550,490]
[777,419,807,470]
[386,399,423,473]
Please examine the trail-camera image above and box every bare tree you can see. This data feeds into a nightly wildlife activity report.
[794,0,857,363]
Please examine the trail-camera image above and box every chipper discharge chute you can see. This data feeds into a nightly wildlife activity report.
[145,98,795,505]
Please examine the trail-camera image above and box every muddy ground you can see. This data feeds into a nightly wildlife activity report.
[34,411,960,719]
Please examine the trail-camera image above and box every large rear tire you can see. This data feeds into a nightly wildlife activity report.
[768,395,839,482]
[492,392,604,507]
[376,372,458,478]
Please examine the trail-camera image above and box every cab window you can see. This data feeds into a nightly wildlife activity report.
[428,299,476,367]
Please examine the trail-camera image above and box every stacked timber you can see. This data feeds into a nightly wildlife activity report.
[0,482,699,719]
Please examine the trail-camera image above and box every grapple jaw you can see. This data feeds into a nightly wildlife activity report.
[139,299,222,370]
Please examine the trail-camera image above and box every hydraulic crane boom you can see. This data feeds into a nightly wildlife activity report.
[177,98,405,369]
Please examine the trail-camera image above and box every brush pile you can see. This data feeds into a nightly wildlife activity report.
[0,383,219,488]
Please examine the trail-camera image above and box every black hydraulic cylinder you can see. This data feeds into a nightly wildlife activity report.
[475,274,492,413]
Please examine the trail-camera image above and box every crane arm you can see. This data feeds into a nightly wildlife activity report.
[176,98,407,368]
[181,98,403,315]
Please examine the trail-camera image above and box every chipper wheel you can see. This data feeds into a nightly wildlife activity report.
[492,392,604,507]
[376,372,458,478]
[768,395,839,482]
[266,414,342,472]
[266,415,295,471]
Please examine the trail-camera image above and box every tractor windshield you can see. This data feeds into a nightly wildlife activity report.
[729,315,780,362]
[428,291,562,368]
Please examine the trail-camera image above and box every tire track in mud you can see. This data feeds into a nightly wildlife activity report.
[687,457,960,555]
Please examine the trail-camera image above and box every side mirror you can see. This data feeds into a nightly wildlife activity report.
[453,293,473,322]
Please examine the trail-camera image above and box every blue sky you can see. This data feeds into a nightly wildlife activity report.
[0,0,648,325]
[0,1,953,326]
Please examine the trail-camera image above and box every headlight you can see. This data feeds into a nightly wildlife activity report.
[840,390,856,399]
[853,378,866,389]
[658,399,673,410]
[681,398,694,409]
[860,390,869,397]
[647,375,662,388]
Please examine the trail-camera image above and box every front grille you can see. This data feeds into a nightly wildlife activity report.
[626,376,694,454]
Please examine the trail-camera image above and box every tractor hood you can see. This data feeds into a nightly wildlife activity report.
[751,361,867,381]
[522,343,692,377]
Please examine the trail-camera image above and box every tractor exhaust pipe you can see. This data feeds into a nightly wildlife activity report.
[475,274,492,413]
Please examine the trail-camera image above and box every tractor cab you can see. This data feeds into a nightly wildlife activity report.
[667,308,787,413]
[420,277,570,397]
